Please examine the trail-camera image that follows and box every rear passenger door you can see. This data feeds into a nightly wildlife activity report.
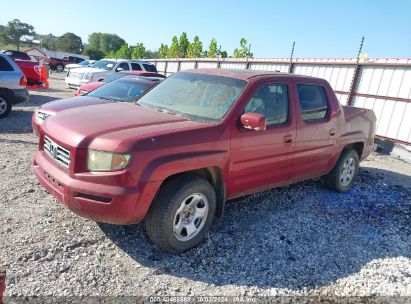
[290,82,340,183]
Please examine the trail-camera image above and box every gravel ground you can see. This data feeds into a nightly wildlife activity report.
[0,73,410,299]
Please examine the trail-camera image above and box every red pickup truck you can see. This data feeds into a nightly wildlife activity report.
[1,50,45,86]
[33,69,376,252]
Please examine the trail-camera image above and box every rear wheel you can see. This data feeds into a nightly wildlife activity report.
[56,64,64,72]
[323,149,359,192]
[146,175,216,253]
[0,93,12,119]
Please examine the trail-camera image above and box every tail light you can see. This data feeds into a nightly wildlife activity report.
[19,75,27,87]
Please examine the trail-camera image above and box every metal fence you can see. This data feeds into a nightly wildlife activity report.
[150,57,411,145]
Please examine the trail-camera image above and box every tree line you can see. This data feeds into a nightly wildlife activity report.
[0,19,253,60]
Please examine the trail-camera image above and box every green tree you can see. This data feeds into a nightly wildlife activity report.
[233,38,253,58]
[112,44,132,59]
[187,36,203,58]
[56,32,83,53]
[88,32,126,54]
[158,43,169,58]
[168,36,180,58]
[179,32,189,58]
[132,43,148,59]
[83,47,105,60]
[208,38,218,58]
[1,19,34,51]
[41,34,57,51]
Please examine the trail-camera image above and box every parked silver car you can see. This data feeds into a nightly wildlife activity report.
[0,53,29,118]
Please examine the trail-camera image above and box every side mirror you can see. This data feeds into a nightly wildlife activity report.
[116,67,124,72]
[240,112,266,131]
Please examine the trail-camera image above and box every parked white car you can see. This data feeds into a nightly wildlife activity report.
[64,60,96,71]
[65,59,158,89]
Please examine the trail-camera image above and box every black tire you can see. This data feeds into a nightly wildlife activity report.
[146,175,216,253]
[0,92,12,119]
[56,64,64,72]
[323,149,359,192]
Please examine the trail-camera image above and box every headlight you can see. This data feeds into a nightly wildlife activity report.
[35,110,52,122]
[87,149,131,171]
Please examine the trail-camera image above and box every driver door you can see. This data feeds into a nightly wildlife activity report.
[229,82,296,197]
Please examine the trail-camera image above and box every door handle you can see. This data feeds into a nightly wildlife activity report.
[329,128,336,136]
[283,135,293,144]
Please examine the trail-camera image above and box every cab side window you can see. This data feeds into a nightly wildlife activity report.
[297,84,328,121]
[244,84,289,125]
[118,62,130,70]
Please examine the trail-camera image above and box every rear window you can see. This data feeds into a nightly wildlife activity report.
[297,84,329,121]
[143,63,157,73]
[0,57,14,71]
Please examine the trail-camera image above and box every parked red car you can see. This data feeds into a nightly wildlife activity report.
[34,69,376,252]
[74,71,166,96]
[1,50,45,86]
[32,77,159,135]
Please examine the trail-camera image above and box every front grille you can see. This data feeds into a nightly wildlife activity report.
[36,111,51,122]
[68,71,83,80]
[44,136,71,169]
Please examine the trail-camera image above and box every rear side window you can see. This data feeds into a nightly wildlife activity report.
[0,57,14,71]
[297,84,328,121]
[142,64,157,73]
[131,63,142,71]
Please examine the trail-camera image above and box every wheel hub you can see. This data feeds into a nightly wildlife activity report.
[173,193,209,241]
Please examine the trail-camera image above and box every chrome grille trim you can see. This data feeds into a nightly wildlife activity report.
[44,136,71,169]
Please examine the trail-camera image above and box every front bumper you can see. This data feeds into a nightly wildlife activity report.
[11,89,29,104]
[65,78,91,89]
[33,150,161,225]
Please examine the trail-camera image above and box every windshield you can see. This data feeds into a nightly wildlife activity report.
[79,60,89,66]
[91,60,116,70]
[138,72,247,121]
[87,78,152,102]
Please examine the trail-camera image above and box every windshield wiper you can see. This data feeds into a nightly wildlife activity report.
[96,96,119,102]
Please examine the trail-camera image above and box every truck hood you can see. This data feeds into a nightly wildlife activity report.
[42,103,207,151]
[69,67,106,74]
[39,96,114,115]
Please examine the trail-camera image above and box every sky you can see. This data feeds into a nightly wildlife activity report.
[1,0,410,58]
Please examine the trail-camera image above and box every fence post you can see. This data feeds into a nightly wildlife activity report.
[288,42,295,73]
[246,58,251,69]
[347,36,365,106]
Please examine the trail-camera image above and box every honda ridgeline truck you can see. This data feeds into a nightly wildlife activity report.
[33,69,376,252]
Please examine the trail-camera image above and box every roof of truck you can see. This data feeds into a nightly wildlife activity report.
[182,68,318,81]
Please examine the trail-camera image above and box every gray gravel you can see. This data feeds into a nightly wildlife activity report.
[0,73,410,299]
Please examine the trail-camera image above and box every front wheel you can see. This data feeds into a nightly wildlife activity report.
[323,149,359,192]
[146,175,216,253]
